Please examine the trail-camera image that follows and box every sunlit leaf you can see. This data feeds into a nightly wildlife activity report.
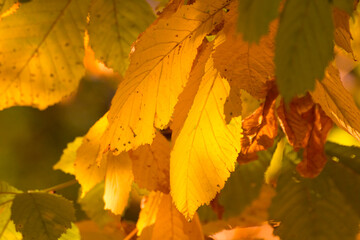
[103,152,133,215]
[53,137,83,175]
[171,52,242,219]
[276,0,334,102]
[0,0,90,110]
[11,192,75,240]
[211,223,279,240]
[74,114,108,195]
[88,0,155,75]
[333,0,356,15]
[129,131,170,193]
[0,0,17,16]
[138,193,204,240]
[236,0,281,43]
[79,182,118,227]
[333,8,354,55]
[310,65,360,141]
[0,181,22,240]
[136,191,163,236]
[77,221,126,240]
[213,1,276,102]
[100,0,231,154]
[59,223,80,240]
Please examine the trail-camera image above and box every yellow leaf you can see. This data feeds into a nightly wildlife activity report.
[213,1,276,101]
[0,0,89,110]
[77,221,125,240]
[171,47,242,219]
[74,114,108,195]
[137,193,204,240]
[53,137,83,175]
[100,0,231,154]
[310,65,360,141]
[129,132,170,193]
[333,7,353,55]
[136,191,163,236]
[103,152,133,215]
[0,0,19,18]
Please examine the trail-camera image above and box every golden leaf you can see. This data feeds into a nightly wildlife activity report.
[129,132,170,193]
[171,52,242,219]
[100,0,231,154]
[103,152,133,215]
[136,192,163,236]
[74,114,108,195]
[310,65,360,141]
[333,7,353,55]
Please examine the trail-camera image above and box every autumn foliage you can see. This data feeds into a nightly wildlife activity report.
[1,0,360,239]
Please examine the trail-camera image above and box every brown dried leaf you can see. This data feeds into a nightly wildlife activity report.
[297,106,333,178]
[238,85,278,163]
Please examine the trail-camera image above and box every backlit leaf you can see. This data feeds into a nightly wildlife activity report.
[103,152,133,215]
[0,0,90,110]
[171,54,242,219]
[53,137,83,175]
[0,181,22,240]
[213,1,276,101]
[100,0,230,154]
[275,0,334,102]
[88,0,155,75]
[79,182,118,227]
[269,151,359,240]
[77,221,126,240]
[236,0,281,43]
[59,223,80,240]
[238,85,278,162]
[129,131,170,193]
[74,114,108,195]
[310,65,360,141]
[333,0,356,14]
[333,8,354,55]
[138,193,204,240]
[11,192,75,240]
[0,0,17,16]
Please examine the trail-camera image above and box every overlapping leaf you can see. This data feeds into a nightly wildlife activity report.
[275,0,334,102]
[0,181,22,240]
[0,0,90,110]
[171,43,242,218]
[333,8,354,55]
[310,65,360,141]
[269,149,360,240]
[11,192,75,240]
[129,131,170,193]
[53,137,83,175]
[88,0,155,75]
[236,0,281,43]
[103,152,133,215]
[0,0,17,16]
[100,0,231,154]
[137,193,204,240]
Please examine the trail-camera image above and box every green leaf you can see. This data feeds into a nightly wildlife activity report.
[0,0,90,110]
[88,0,155,75]
[332,0,355,15]
[53,137,83,175]
[79,182,118,227]
[0,0,17,15]
[218,150,271,218]
[11,192,75,240]
[269,149,359,240]
[237,0,281,43]
[58,223,80,240]
[275,0,334,102]
[325,142,360,215]
[0,181,22,240]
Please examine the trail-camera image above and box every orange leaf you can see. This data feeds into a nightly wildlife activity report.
[310,64,360,141]
[213,1,276,104]
[297,106,333,178]
[129,131,170,193]
[238,85,278,162]
[333,7,353,55]
[277,94,314,150]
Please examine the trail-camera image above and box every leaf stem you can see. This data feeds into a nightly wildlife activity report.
[124,228,138,240]
[42,179,78,193]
